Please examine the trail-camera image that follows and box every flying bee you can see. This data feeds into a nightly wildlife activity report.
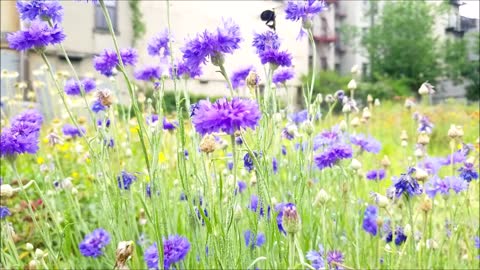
[260,9,276,31]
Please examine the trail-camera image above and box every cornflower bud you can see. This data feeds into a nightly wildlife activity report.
[418,82,435,95]
[314,189,329,206]
[282,204,301,234]
[350,158,362,171]
[362,107,371,120]
[347,79,357,90]
[350,117,360,128]
[417,132,430,145]
[381,155,391,169]
[200,135,217,154]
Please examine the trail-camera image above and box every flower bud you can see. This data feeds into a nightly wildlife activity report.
[404,224,412,237]
[374,98,380,106]
[375,194,389,208]
[273,113,282,123]
[246,71,259,88]
[414,168,429,182]
[314,189,329,205]
[0,184,14,198]
[400,130,408,141]
[26,243,34,251]
[417,132,430,145]
[26,260,38,270]
[404,99,415,109]
[426,239,438,250]
[114,241,134,270]
[350,65,359,74]
[339,120,347,131]
[350,117,360,128]
[381,155,391,168]
[282,204,301,234]
[418,82,435,95]
[234,204,243,221]
[71,187,78,195]
[447,125,463,139]
[362,107,371,120]
[34,248,46,259]
[350,158,362,171]
[367,95,373,103]
[200,135,217,154]
[401,140,408,148]
[211,52,225,66]
[315,94,323,104]
[347,79,357,90]
[250,174,257,186]
[414,147,424,158]
[325,94,335,103]
[342,103,351,113]
[301,120,314,136]
[420,198,432,213]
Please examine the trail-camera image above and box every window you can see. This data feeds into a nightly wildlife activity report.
[321,57,328,70]
[95,0,117,32]
[362,63,368,79]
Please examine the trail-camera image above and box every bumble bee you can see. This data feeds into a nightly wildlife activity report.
[260,9,276,31]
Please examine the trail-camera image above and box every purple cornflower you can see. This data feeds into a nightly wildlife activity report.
[275,202,296,235]
[418,157,443,175]
[244,151,260,172]
[391,167,423,198]
[79,228,110,257]
[272,157,278,174]
[173,59,202,79]
[8,20,65,51]
[237,181,247,194]
[306,244,325,270]
[91,100,106,113]
[362,205,378,236]
[93,48,138,76]
[64,78,96,96]
[335,90,345,100]
[181,18,242,69]
[162,118,177,131]
[327,250,345,269]
[417,115,434,134]
[249,195,270,217]
[289,110,308,124]
[440,150,467,166]
[0,206,11,219]
[147,30,171,57]
[134,65,162,81]
[62,124,85,138]
[231,66,254,90]
[281,145,287,156]
[252,30,280,54]
[1,110,43,157]
[272,68,295,85]
[425,176,468,198]
[97,118,111,128]
[191,97,261,136]
[117,171,137,190]
[313,126,342,150]
[16,0,64,23]
[285,0,325,22]
[384,223,407,246]
[314,143,353,170]
[366,169,386,181]
[350,134,382,154]
[458,162,478,182]
[259,49,292,68]
[144,236,190,270]
[244,230,266,249]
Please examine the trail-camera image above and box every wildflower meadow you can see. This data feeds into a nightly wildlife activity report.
[1,0,479,269]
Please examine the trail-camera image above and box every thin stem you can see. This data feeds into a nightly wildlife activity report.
[219,64,234,98]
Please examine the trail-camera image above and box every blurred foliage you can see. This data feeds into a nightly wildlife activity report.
[442,33,480,101]
[129,0,146,46]
[362,1,440,90]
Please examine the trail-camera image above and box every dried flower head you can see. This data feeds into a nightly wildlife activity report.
[114,241,134,270]
[199,134,217,154]
[97,89,114,107]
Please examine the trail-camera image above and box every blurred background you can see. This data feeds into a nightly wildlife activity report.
[1,0,479,119]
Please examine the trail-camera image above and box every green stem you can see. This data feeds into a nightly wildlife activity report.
[288,233,296,269]
[219,64,234,98]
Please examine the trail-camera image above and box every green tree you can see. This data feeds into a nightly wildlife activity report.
[362,1,440,91]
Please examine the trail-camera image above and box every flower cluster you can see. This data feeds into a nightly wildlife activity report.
[425,176,468,198]
[191,97,261,136]
[252,30,292,68]
[16,0,64,23]
[79,228,110,257]
[0,110,43,157]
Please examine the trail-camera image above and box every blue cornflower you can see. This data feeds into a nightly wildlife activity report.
[366,169,386,181]
[181,18,242,69]
[289,110,308,124]
[362,205,378,236]
[237,181,247,194]
[327,250,345,270]
[147,29,171,57]
[272,68,295,85]
[16,0,64,23]
[8,20,65,51]
[418,156,443,175]
[134,65,162,81]
[191,98,261,136]
[79,228,110,257]
[391,167,423,198]
[458,162,478,182]
[384,223,407,246]
[306,244,325,270]
[173,59,203,79]
[285,0,326,39]
[1,110,43,157]
[117,171,137,190]
[62,124,85,138]
[440,149,467,166]
[0,206,11,219]
[97,118,111,128]
[334,90,345,100]
[417,115,434,134]
[281,145,287,156]
[259,49,292,68]
[244,230,266,249]
[272,157,278,174]
[350,134,382,154]
[313,126,342,150]
[162,118,177,131]
[425,176,468,198]
[64,78,96,96]
[243,151,260,172]
[93,48,138,76]
[231,66,254,90]
[249,195,270,217]
[91,100,106,113]
[144,235,190,270]
[314,143,352,170]
[235,136,243,145]
[252,30,280,54]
